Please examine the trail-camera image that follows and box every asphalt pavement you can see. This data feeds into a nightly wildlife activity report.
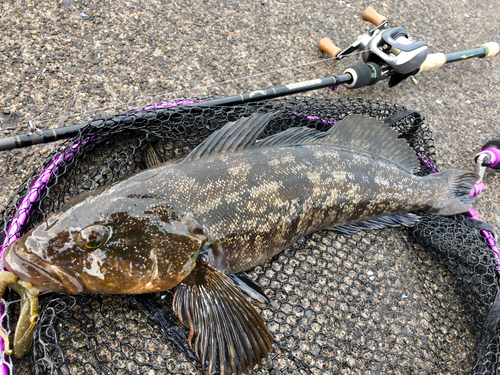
[0,0,499,372]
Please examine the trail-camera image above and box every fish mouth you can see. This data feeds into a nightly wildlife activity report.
[3,240,83,294]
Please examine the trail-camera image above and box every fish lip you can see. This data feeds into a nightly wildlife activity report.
[4,240,77,293]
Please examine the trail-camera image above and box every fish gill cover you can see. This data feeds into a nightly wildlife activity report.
[0,97,498,374]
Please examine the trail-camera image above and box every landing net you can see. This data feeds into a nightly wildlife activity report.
[0,97,498,375]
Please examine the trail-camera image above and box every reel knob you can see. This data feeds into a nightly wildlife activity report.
[318,38,342,58]
[362,6,387,27]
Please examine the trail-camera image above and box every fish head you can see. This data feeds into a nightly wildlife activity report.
[3,189,206,294]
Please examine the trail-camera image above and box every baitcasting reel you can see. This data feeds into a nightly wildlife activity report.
[320,7,429,86]
[362,27,428,75]
[337,24,428,75]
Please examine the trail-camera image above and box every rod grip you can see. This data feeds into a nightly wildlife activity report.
[318,38,342,58]
[362,6,387,26]
[481,42,500,58]
[344,63,381,89]
[418,53,447,73]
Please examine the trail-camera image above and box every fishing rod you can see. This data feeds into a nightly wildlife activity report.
[0,7,498,152]
[318,6,500,86]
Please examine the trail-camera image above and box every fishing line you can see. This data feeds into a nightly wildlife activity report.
[2,50,369,132]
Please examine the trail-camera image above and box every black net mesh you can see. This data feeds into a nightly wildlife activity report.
[0,97,498,375]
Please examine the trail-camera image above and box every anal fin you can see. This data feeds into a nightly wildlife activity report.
[330,212,419,234]
[173,260,274,375]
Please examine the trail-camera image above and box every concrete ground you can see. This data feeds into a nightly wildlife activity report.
[0,0,499,373]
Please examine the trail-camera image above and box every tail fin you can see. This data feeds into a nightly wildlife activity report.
[432,170,479,216]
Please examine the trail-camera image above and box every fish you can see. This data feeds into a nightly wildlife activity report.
[2,113,478,374]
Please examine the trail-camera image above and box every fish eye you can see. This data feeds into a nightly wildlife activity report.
[77,225,110,250]
[85,238,104,249]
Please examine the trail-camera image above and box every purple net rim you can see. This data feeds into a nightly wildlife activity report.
[293,112,337,125]
[0,139,90,258]
[471,181,485,198]
[467,210,500,272]
[417,152,438,173]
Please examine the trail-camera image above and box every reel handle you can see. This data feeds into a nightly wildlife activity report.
[318,37,342,58]
[362,6,387,27]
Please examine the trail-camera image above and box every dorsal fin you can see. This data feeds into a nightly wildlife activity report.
[183,113,420,173]
[320,114,420,173]
[183,113,276,162]
[254,126,325,148]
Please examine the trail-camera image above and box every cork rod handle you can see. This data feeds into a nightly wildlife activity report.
[318,38,342,58]
[418,53,447,72]
[362,6,387,26]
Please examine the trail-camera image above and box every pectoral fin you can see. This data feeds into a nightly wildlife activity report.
[228,273,278,308]
[173,260,274,375]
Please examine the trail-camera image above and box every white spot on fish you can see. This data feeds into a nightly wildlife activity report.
[332,169,347,182]
[281,155,295,164]
[225,191,240,203]
[83,249,107,280]
[145,249,160,287]
[268,158,280,167]
[195,196,222,214]
[249,181,281,198]
[313,150,324,159]
[375,175,390,187]
[228,162,252,177]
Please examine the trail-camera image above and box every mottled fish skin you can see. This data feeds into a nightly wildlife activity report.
[3,115,472,294]
[143,144,449,273]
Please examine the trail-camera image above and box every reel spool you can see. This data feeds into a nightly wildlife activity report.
[362,27,428,74]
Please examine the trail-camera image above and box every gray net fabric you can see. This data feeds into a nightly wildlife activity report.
[0,97,498,374]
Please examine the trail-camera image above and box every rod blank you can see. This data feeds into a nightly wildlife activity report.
[0,74,353,152]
